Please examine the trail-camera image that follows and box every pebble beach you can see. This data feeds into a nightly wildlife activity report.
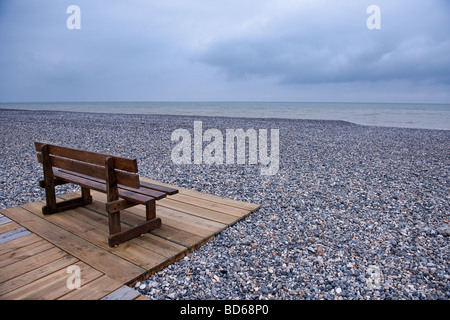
[0,109,448,300]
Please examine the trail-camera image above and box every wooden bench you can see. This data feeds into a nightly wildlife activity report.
[34,142,178,247]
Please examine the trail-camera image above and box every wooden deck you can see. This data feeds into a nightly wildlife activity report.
[0,177,260,300]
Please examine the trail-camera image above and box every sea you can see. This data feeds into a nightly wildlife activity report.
[0,101,449,130]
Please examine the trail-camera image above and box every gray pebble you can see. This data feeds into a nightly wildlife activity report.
[1,109,449,300]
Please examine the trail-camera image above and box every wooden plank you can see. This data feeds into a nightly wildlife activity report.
[0,254,78,297]
[134,294,150,300]
[157,206,228,237]
[59,274,123,300]
[170,193,251,218]
[0,227,31,244]
[0,221,21,234]
[0,233,42,256]
[35,142,138,173]
[1,262,103,300]
[57,193,110,223]
[0,247,68,283]
[158,198,240,225]
[101,285,142,300]
[0,206,146,284]
[134,233,187,259]
[141,177,261,211]
[151,224,205,248]
[0,238,53,268]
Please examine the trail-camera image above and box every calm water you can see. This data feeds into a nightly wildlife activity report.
[1,101,449,130]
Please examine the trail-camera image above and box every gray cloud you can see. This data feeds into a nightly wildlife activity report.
[195,0,450,85]
[0,0,449,102]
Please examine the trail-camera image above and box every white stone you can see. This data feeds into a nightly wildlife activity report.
[167,292,176,299]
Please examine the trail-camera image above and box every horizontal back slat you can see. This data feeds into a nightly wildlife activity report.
[34,142,138,173]
[36,153,140,189]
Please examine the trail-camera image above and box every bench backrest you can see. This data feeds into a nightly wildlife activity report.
[34,142,140,189]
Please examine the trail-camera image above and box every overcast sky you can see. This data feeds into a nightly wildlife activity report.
[0,0,449,103]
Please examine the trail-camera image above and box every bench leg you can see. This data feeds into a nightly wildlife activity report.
[81,187,93,204]
[42,185,93,215]
[146,200,156,220]
[41,144,57,214]
[108,211,121,235]
[42,183,57,214]
[108,200,160,247]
